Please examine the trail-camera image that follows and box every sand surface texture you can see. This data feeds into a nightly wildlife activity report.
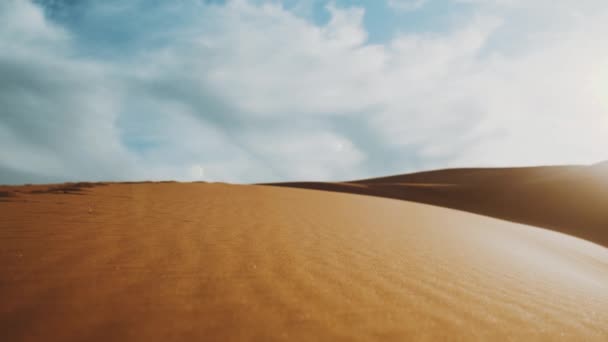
[1,181,608,341]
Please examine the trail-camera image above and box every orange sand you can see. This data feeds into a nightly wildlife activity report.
[1,181,607,341]
[273,164,608,248]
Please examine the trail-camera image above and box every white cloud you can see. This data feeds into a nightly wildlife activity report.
[199,2,382,116]
[0,0,137,182]
[387,0,428,11]
[243,129,365,181]
[1,0,608,184]
[0,0,67,44]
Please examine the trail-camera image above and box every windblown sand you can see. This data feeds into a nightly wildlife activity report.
[1,182,607,341]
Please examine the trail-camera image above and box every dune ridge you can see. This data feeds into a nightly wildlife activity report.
[270,163,608,248]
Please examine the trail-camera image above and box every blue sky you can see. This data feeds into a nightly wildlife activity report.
[1,0,608,184]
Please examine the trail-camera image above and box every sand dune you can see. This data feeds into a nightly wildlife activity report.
[272,163,608,248]
[1,181,607,341]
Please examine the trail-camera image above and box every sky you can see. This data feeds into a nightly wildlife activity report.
[1,0,608,184]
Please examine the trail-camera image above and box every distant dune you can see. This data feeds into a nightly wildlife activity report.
[1,167,607,340]
[271,162,608,248]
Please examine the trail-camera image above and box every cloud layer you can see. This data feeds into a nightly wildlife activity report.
[1,0,607,184]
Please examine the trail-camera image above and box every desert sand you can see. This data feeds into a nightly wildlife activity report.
[1,174,608,340]
[273,163,608,248]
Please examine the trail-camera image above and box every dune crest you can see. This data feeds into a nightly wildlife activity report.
[271,163,608,248]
